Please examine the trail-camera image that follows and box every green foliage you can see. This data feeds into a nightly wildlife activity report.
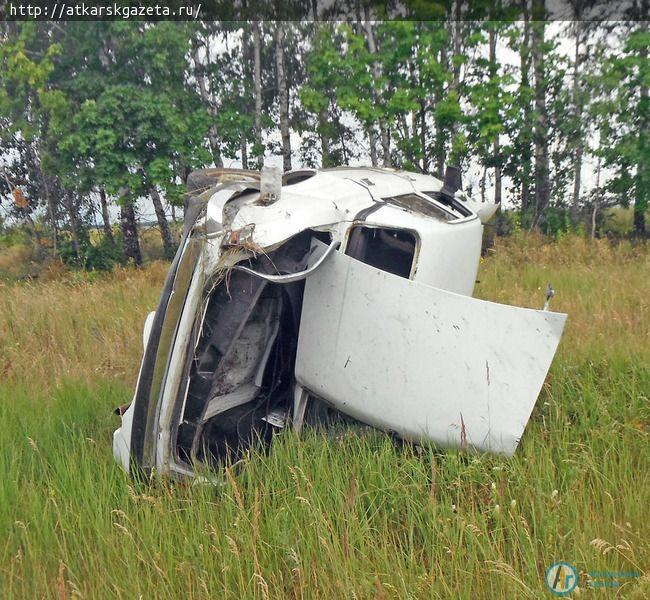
[0,226,31,249]
[465,23,515,170]
[1,18,647,258]
[299,24,354,165]
[538,206,574,238]
[592,27,648,235]
[58,233,124,271]
[0,22,214,272]
[50,23,212,205]
[301,21,453,169]
[62,82,210,202]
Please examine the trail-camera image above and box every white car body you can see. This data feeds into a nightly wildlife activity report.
[113,167,565,477]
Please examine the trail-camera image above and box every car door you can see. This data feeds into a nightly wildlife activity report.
[295,243,566,455]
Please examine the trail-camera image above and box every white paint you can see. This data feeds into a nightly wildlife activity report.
[363,204,482,296]
[229,170,374,248]
[112,402,134,472]
[295,245,566,455]
[142,311,156,350]
[228,168,484,253]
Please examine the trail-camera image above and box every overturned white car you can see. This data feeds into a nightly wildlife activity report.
[113,166,566,477]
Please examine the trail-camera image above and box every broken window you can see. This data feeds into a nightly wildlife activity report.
[421,191,472,218]
[345,226,416,279]
[383,192,471,222]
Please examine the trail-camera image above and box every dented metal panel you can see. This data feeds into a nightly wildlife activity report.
[295,243,566,455]
[113,166,566,478]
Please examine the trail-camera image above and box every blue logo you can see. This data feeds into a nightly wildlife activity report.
[545,562,578,595]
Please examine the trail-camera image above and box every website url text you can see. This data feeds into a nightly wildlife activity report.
[9,3,202,19]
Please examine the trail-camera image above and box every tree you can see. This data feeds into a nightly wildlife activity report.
[0,22,65,256]
[594,24,649,236]
[505,10,535,217]
[275,23,292,172]
[300,24,359,167]
[562,2,612,222]
[53,23,212,261]
[2,17,647,253]
[531,0,551,229]
[191,23,224,168]
[252,21,264,168]
[320,22,385,167]
[466,21,515,204]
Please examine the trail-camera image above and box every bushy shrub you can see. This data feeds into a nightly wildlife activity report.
[538,206,573,238]
[0,227,31,249]
[58,234,124,271]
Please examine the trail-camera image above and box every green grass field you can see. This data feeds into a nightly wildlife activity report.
[0,234,648,598]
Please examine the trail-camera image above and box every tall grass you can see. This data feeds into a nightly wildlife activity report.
[0,234,648,598]
[0,262,168,386]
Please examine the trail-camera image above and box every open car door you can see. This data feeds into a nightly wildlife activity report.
[295,245,566,456]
